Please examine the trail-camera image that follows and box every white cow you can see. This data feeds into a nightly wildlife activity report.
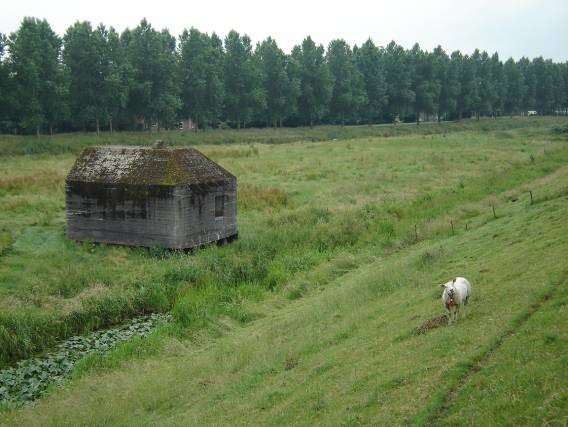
[440,277,472,323]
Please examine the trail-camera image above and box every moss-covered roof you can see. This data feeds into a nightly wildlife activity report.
[66,146,235,186]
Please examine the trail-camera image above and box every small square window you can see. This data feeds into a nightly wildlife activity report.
[215,195,224,218]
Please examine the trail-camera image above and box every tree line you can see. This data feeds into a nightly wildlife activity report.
[1,17,567,135]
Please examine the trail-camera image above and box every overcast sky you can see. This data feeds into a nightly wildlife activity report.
[2,0,567,61]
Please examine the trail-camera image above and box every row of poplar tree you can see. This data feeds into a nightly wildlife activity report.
[1,17,567,134]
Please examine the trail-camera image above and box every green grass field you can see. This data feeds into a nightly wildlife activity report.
[1,117,567,425]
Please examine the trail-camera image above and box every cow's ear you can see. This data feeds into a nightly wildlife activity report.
[439,283,446,288]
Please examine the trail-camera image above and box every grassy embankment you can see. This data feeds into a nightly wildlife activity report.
[0,117,566,424]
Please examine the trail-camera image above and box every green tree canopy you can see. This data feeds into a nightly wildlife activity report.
[292,36,331,127]
[63,21,104,132]
[255,37,296,127]
[122,19,180,129]
[454,52,477,119]
[409,43,440,123]
[354,39,387,124]
[433,46,459,121]
[533,57,555,115]
[327,39,365,124]
[503,58,526,116]
[8,17,64,135]
[383,41,414,121]
[223,30,265,129]
[0,33,15,131]
[179,28,224,129]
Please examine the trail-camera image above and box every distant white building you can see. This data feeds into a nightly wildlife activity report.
[178,118,196,130]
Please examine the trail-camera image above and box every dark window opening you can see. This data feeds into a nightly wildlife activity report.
[215,195,224,218]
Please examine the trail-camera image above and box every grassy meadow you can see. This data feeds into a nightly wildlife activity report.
[0,117,567,425]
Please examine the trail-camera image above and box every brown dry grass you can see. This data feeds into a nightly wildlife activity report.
[204,145,259,160]
[0,173,65,191]
[239,183,288,210]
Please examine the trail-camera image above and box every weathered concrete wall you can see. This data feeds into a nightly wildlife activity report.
[176,181,238,248]
[66,181,179,247]
[66,179,237,249]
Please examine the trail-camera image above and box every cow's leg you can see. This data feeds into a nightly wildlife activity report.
[446,308,452,324]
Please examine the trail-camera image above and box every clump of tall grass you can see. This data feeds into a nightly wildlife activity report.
[0,280,177,367]
[0,173,64,193]
[239,184,288,210]
[0,231,14,257]
[204,145,259,160]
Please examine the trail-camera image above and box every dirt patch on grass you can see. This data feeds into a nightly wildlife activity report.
[414,314,448,334]
[284,355,299,371]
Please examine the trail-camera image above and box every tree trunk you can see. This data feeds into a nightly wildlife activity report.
[49,125,53,136]
[96,118,100,136]
[109,117,113,134]
[36,125,40,137]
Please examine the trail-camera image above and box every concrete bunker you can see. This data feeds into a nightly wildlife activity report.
[65,144,237,249]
